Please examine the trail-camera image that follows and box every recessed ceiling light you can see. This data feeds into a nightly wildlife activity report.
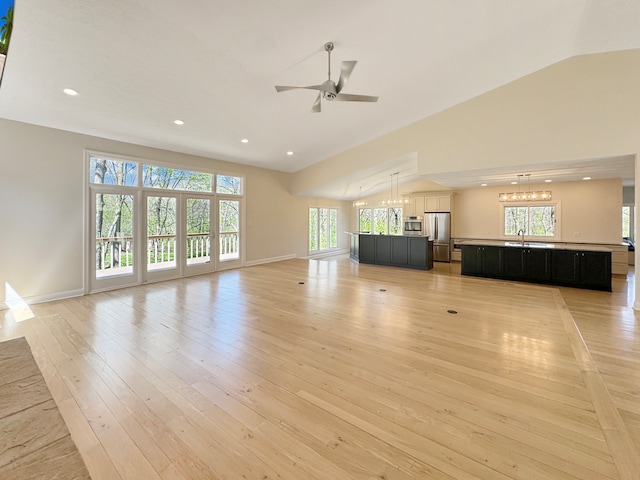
[286,151,294,156]
[63,88,78,96]
[510,181,518,185]
[241,138,249,144]
[545,179,552,183]
[481,183,487,187]
[582,176,591,180]
[174,119,184,125]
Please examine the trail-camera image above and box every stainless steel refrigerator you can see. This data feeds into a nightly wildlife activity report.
[424,212,451,262]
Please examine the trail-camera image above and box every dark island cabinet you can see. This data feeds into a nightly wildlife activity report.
[358,235,375,263]
[462,244,610,291]
[523,249,551,281]
[357,235,433,270]
[460,245,502,276]
[460,246,482,275]
[551,250,611,290]
[502,247,525,278]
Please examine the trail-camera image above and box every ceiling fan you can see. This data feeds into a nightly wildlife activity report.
[275,42,379,113]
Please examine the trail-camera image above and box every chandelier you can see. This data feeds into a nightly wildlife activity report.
[352,186,368,207]
[499,174,551,202]
[379,172,410,206]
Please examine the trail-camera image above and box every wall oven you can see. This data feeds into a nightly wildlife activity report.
[403,216,423,236]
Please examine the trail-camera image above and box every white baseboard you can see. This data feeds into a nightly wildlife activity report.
[1,288,85,311]
[245,254,297,267]
[304,248,349,260]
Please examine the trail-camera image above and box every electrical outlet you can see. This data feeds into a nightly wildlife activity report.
[574,232,580,237]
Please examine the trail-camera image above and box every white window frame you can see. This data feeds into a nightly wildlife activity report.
[309,207,339,254]
[501,201,560,242]
[358,207,404,235]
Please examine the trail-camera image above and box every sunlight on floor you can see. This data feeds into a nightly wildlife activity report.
[4,282,35,322]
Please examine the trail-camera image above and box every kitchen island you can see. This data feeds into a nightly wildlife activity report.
[460,240,612,291]
[347,233,434,270]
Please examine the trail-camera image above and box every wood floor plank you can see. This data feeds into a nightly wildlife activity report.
[2,257,638,479]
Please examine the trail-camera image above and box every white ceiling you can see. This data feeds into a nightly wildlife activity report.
[0,1,639,197]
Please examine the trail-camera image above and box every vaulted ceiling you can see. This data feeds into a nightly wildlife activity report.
[0,1,639,195]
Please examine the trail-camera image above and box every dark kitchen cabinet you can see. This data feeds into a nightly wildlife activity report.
[461,246,482,275]
[551,250,611,291]
[391,236,408,264]
[461,245,502,276]
[408,237,431,269]
[375,235,392,264]
[358,235,375,263]
[357,235,432,270]
[462,243,610,291]
[524,248,551,281]
[502,247,525,278]
[502,247,550,281]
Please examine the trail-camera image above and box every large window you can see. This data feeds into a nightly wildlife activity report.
[504,205,555,237]
[359,207,403,235]
[309,207,338,252]
[88,152,244,292]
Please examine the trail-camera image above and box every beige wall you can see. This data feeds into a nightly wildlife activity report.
[453,178,623,244]
[0,119,350,306]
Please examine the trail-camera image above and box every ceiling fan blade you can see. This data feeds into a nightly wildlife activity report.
[311,93,322,113]
[275,84,325,93]
[333,93,379,102]
[336,61,357,93]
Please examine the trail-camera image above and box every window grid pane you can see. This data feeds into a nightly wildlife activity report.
[359,209,371,233]
[90,156,138,186]
[389,207,403,235]
[216,174,243,195]
[528,206,555,236]
[143,165,212,192]
[330,209,338,247]
[374,208,388,235]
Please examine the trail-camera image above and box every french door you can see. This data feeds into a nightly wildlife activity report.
[90,190,242,292]
[89,187,139,292]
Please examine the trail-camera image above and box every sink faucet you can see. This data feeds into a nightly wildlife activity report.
[517,229,525,246]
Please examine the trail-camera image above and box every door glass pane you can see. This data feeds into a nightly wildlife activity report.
[187,198,210,265]
[95,193,134,278]
[147,196,177,271]
[219,199,239,261]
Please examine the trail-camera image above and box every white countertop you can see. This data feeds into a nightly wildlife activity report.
[457,239,613,252]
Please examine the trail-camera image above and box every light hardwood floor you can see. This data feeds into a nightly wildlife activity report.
[1,256,639,479]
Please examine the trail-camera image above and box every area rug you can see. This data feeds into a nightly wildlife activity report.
[0,337,91,479]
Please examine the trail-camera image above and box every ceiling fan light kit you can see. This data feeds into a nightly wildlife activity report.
[275,42,378,112]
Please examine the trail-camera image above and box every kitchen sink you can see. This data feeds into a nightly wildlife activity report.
[504,241,555,248]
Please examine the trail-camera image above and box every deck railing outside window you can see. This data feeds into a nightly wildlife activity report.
[95,231,238,277]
